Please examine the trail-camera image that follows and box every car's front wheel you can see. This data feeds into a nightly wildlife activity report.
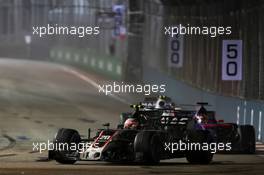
[134,131,162,164]
[185,130,214,164]
[53,128,81,164]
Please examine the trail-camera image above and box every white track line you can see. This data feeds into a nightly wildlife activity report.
[61,67,130,105]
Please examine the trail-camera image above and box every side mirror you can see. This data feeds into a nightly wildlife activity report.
[103,123,110,129]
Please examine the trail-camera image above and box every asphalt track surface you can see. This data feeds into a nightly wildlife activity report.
[0,58,263,175]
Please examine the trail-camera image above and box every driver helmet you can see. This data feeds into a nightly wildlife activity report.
[195,106,208,124]
[124,118,139,129]
[155,99,166,109]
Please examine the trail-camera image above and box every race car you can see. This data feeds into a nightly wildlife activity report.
[118,95,177,128]
[189,102,256,154]
[49,102,215,164]
[118,99,256,154]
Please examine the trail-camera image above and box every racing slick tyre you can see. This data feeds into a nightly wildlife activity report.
[48,129,65,160]
[238,125,256,154]
[185,130,214,164]
[54,128,81,164]
[134,131,162,164]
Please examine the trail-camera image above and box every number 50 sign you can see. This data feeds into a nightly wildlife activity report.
[222,40,243,80]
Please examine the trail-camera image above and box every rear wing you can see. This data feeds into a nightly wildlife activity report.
[196,102,209,106]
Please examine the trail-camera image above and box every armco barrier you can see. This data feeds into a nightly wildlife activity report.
[143,66,264,142]
[49,47,123,80]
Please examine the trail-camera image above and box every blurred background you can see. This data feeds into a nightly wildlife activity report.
[0,0,264,142]
[0,0,264,98]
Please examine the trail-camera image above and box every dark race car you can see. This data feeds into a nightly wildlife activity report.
[49,103,215,165]
[134,98,255,154]
[191,102,256,154]
[118,95,176,128]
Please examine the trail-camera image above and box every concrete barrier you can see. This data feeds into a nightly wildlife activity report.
[49,47,123,80]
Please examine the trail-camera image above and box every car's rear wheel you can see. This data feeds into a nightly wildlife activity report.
[238,125,256,154]
[185,130,214,164]
[54,128,81,164]
[134,131,162,164]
